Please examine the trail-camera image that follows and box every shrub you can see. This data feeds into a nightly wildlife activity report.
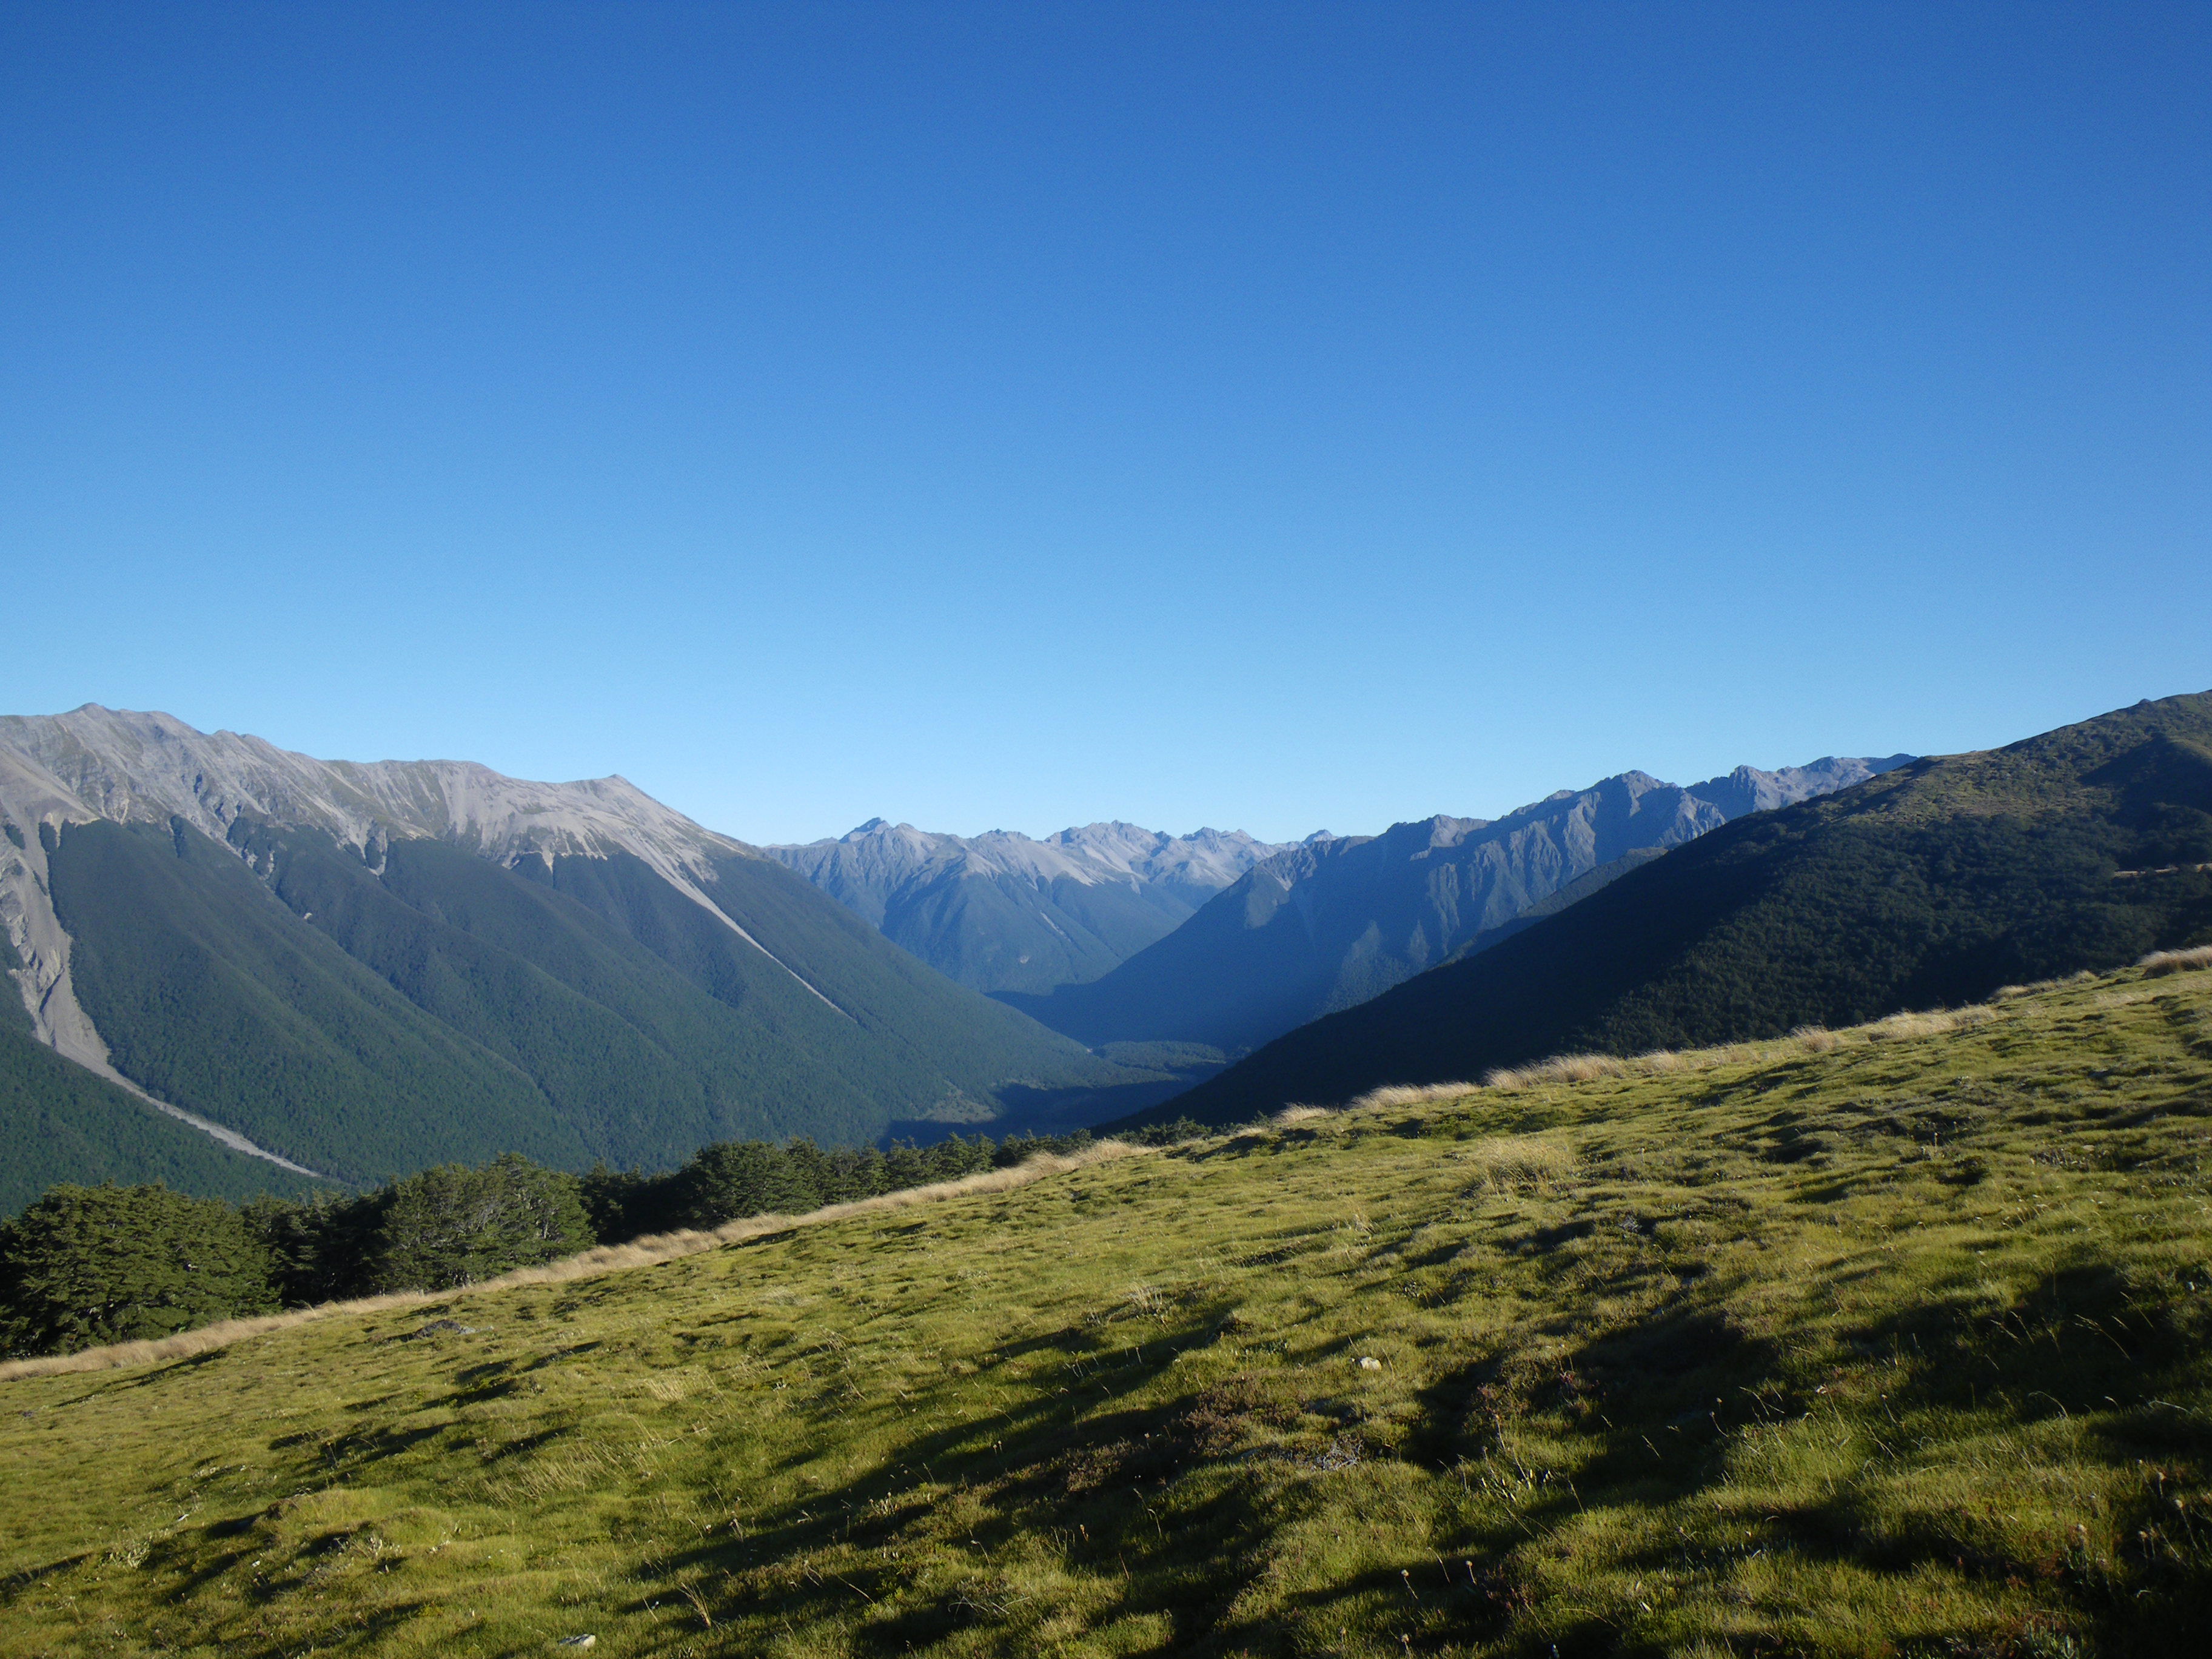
[371,1154,592,1293]
[1124,1118,1205,1147]
[672,1139,823,1229]
[241,1190,388,1305]
[0,1184,276,1356]
[577,1163,666,1245]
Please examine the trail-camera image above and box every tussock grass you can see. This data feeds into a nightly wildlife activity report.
[4,968,2212,1657]
[2141,942,2212,977]
[1454,1131,1577,1193]
[1478,1002,2012,1093]
[1346,1081,1483,1112]
[1483,1048,1708,1090]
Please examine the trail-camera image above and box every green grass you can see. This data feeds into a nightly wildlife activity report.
[4,965,2211,1655]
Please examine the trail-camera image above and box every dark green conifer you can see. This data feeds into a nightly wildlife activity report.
[370,1154,591,1292]
[0,1183,276,1356]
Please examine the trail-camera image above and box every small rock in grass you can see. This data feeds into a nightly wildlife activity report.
[557,1638,597,1651]
[1358,1356,1382,1370]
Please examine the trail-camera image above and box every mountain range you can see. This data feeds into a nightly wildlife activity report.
[1153,690,2212,1125]
[765,820,1306,994]
[0,706,1130,1210]
[994,756,1912,1054]
[10,694,2207,1219]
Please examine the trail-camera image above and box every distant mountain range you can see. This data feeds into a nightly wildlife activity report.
[0,707,1133,1210]
[1150,692,2212,1126]
[996,757,1912,1054]
[25,693,2194,1223]
[766,820,1312,994]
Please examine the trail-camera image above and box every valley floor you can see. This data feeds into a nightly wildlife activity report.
[4,966,2211,1655]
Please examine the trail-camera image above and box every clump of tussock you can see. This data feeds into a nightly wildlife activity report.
[1865,1006,1995,1042]
[1483,1050,1700,1090]
[1456,1132,1577,1193]
[2140,943,2212,978]
[1345,1082,1480,1113]
[0,1140,1152,1383]
[1273,1104,1335,1125]
[1473,998,2029,1099]
[1483,1053,1630,1091]
[0,1295,445,1384]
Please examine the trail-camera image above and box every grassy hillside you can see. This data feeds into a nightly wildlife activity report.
[1165,691,2212,1126]
[4,960,2210,1655]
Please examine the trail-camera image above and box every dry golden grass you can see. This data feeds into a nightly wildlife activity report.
[1344,1081,1481,1112]
[0,1139,1151,1383]
[2141,942,2212,977]
[1864,1005,1997,1040]
[1483,1052,1627,1088]
[1453,1130,1577,1192]
[1478,1002,2019,1093]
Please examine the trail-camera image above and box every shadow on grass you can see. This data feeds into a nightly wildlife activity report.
[625,1304,1384,1653]
[612,1264,2212,1655]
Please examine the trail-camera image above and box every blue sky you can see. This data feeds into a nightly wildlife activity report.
[4,2,2206,845]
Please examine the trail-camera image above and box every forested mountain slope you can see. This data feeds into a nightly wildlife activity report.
[1160,691,2212,1125]
[1007,757,1907,1052]
[768,819,1298,993]
[0,947,330,1216]
[0,707,1125,1191]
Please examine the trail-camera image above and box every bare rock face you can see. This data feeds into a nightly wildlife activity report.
[0,705,836,1010]
[0,741,110,1064]
[0,704,762,887]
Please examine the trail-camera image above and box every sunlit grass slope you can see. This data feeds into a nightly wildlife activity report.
[4,965,2211,1656]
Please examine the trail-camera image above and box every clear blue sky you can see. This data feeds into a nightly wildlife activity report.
[4,2,2206,845]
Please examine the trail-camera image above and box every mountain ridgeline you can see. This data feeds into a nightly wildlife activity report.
[1001,757,1911,1054]
[1154,691,2212,1126]
[766,820,1302,994]
[0,708,1131,1209]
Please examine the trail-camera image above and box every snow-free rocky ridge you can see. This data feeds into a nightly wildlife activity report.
[0,706,840,1061]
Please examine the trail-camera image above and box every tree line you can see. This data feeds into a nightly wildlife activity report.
[0,1124,1200,1360]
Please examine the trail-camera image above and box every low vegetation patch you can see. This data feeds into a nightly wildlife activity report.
[3,966,2211,1656]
